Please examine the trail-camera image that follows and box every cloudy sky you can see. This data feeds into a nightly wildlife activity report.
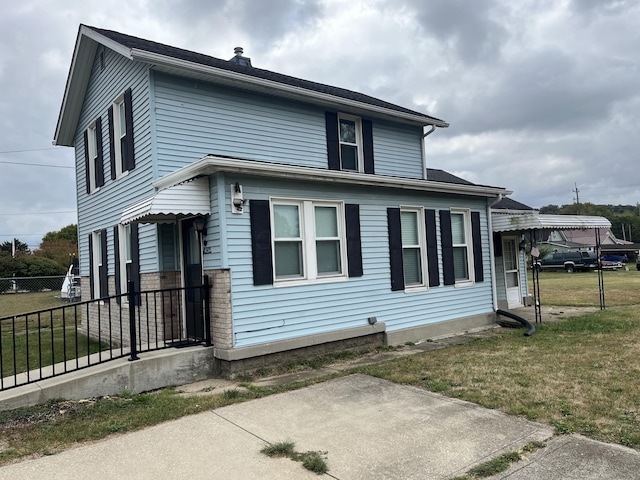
[1,0,639,249]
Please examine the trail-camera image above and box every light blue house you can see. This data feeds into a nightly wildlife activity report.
[54,25,515,375]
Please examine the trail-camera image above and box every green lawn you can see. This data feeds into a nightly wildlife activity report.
[2,269,640,466]
[532,268,640,306]
[0,292,69,318]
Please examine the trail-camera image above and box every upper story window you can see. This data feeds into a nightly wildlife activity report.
[108,88,135,179]
[271,200,346,284]
[338,114,362,172]
[84,118,104,194]
[325,111,375,174]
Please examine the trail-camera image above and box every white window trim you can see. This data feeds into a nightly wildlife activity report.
[87,121,99,193]
[400,206,428,292]
[338,113,364,173]
[118,224,132,301]
[113,92,126,179]
[451,208,475,287]
[270,198,348,286]
[91,230,102,300]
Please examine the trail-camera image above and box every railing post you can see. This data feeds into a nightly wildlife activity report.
[203,275,212,347]
[128,280,139,361]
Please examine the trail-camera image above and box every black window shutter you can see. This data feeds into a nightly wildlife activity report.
[493,232,503,258]
[114,226,121,304]
[88,233,94,300]
[95,117,105,187]
[99,228,108,298]
[471,212,484,282]
[124,88,135,171]
[249,200,273,285]
[440,210,455,285]
[83,130,90,194]
[425,209,440,287]
[345,204,363,277]
[387,208,404,291]
[131,223,141,305]
[108,105,116,180]
[362,119,375,174]
[325,111,340,171]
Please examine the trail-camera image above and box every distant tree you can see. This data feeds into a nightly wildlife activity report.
[34,224,78,270]
[539,204,560,214]
[0,238,29,254]
[0,251,65,278]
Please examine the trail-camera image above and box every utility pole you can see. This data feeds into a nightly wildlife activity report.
[573,183,581,214]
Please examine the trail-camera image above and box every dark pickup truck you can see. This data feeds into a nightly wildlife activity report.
[534,251,599,273]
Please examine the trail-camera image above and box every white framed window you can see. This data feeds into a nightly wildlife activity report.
[271,199,346,284]
[401,208,427,289]
[338,114,363,172]
[118,224,132,298]
[451,209,474,284]
[113,93,127,177]
[91,230,102,299]
[87,122,98,192]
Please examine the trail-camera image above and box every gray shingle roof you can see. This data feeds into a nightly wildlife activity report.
[87,26,446,125]
[493,197,535,211]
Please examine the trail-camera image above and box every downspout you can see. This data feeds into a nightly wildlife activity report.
[422,125,436,180]
[487,194,503,312]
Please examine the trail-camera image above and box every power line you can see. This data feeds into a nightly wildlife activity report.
[0,147,60,155]
[0,211,76,216]
[0,161,74,169]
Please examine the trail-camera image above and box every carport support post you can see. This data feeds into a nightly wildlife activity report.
[531,228,542,323]
[596,229,605,310]
[128,280,139,361]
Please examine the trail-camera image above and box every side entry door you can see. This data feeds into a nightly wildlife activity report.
[181,218,204,340]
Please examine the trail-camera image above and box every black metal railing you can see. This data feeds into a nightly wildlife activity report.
[0,276,212,391]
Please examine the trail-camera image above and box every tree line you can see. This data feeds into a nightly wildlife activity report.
[0,224,77,278]
[539,203,640,242]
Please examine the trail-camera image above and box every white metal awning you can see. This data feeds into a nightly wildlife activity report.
[120,177,210,224]
[492,213,611,232]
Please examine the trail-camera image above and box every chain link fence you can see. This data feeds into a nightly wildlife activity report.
[0,276,66,294]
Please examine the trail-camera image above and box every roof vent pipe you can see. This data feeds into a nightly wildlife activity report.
[229,47,252,67]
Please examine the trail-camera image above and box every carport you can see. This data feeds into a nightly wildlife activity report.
[492,206,611,323]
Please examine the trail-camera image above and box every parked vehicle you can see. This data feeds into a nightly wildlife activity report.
[534,251,599,273]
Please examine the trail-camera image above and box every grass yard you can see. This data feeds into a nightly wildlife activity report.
[1,292,106,378]
[357,306,640,448]
[2,269,640,465]
[533,268,640,306]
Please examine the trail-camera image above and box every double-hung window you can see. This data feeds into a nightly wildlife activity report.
[87,122,98,191]
[272,200,346,283]
[451,209,473,283]
[89,230,107,300]
[401,208,426,288]
[338,114,362,172]
[118,224,132,298]
[113,94,127,177]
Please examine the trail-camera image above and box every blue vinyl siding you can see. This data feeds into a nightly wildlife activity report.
[152,73,427,179]
[212,176,493,347]
[75,47,155,277]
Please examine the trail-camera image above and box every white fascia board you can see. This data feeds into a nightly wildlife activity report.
[54,27,134,146]
[131,50,449,128]
[80,25,133,59]
[153,155,510,198]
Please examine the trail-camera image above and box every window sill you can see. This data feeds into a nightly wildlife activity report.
[454,280,474,288]
[273,275,348,288]
[404,285,428,293]
[88,187,101,195]
[115,170,130,180]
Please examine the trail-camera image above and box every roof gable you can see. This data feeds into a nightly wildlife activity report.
[54,25,448,146]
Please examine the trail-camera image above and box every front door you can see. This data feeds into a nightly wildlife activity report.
[502,237,523,308]
[181,218,204,340]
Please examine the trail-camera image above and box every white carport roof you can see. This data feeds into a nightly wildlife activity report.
[120,177,210,224]
[492,212,611,232]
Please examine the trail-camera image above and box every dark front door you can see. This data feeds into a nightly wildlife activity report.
[182,218,204,340]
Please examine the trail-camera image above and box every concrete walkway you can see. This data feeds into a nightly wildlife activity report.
[1,374,639,479]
